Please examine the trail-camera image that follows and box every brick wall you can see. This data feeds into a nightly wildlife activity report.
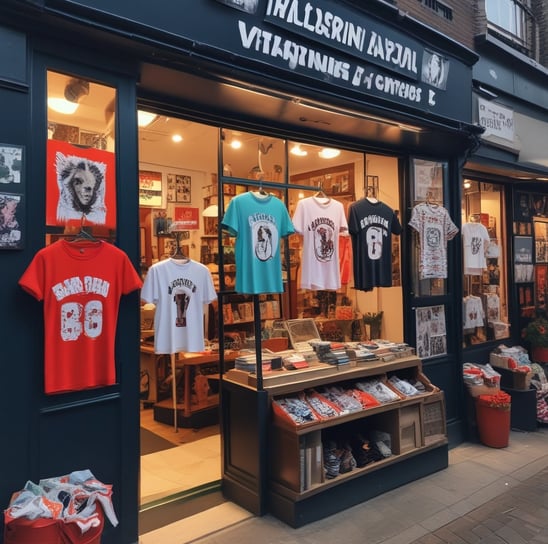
[532,0,548,67]
[395,0,476,50]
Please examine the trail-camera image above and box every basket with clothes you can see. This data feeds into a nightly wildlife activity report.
[4,469,118,544]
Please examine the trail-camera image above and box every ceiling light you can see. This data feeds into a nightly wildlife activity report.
[463,180,471,189]
[48,97,79,114]
[202,204,219,217]
[171,134,183,143]
[290,144,308,157]
[230,139,242,149]
[138,110,158,127]
[318,148,340,159]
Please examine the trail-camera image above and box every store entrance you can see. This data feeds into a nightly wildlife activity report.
[138,116,221,507]
[137,111,405,509]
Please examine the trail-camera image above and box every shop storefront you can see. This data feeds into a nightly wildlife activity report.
[0,1,487,542]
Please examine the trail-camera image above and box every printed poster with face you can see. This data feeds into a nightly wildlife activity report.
[46,139,116,229]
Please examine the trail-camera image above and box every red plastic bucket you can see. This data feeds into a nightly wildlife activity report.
[4,506,104,544]
[476,393,511,448]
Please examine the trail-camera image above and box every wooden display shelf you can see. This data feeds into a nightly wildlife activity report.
[221,354,448,527]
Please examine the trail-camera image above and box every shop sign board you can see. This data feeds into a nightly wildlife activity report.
[478,97,514,142]
[54,0,474,123]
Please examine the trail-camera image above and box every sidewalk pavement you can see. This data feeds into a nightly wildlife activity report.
[141,426,548,544]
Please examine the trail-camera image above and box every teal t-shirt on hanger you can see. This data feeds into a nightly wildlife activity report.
[221,191,295,294]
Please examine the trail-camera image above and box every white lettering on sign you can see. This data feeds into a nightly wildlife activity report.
[478,97,514,141]
[265,0,419,77]
[239,21,423,104]
[239,21,351,81]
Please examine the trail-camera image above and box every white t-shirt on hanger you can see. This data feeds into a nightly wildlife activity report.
[462,221,490,275]
[291,196,348,290]
[141,258,217,354]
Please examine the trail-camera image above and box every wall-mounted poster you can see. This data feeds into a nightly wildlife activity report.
[534,219,548,263]
[174,207,199,230]
[46,139,116,229]
[535,265,548,311]
[513,191,533,222]
[412,159,444,204]
[166,173,192,203]
[415,305,447,359]
[514,236,533,263]
[139,170,164,208]
[532,194,548,217]
[0,144,23,185]
[0,192,23,249]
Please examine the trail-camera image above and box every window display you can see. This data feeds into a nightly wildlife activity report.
[461,180,509,345]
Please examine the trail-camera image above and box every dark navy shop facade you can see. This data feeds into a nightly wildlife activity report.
[0,1,486,542]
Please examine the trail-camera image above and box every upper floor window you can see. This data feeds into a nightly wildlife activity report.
[485,0,531,48]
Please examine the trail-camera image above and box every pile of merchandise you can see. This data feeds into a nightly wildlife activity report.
[4,470,118,543]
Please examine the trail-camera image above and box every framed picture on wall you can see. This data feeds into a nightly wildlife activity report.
[46,139,117,229]
[0,144,24,185]
[174,174,191,203]
[0,192,23,249]
[514,236,533,263]
[139,170,164,208]
[535,265,548,311]
[412,158,445,204]
[534,219,548,263]
[513,191,533,222]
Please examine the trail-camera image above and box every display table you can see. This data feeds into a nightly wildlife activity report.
[140,344,240,429]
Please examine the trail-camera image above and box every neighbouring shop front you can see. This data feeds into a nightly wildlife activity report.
[0,1,492,542]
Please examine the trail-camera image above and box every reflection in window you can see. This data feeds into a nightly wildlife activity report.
[46,70,116,241]
[485,0,532,50]
[462,180,509,346]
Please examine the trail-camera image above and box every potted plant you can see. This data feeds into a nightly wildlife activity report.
[522,316,548,363]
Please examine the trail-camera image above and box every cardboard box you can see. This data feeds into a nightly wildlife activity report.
[489,353,533,390]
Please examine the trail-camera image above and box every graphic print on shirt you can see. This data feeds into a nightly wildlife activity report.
[426,226,441,250]
[311,217,335,262]
[168,277,196,328]
[52,275,110,342]
[251,214,279,262]
[361,214,389,260]
[470,236,482,256]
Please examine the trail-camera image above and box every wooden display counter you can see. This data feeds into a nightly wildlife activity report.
[140,343,240,428]
[221,355,448,526]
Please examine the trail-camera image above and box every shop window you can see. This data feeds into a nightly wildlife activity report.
[409,158,452,297]
[46,70,116,242]
[514,191,548,330]
[462,180,509,346]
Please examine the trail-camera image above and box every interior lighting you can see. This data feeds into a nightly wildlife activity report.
[138,110,158,127]
[230,139,242,149]
[318,148,340,159]
[290,144,308,157]
[202,204,219,217]
[463,180,471,189]
[172,134,183,143]
[48,97,79,114]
